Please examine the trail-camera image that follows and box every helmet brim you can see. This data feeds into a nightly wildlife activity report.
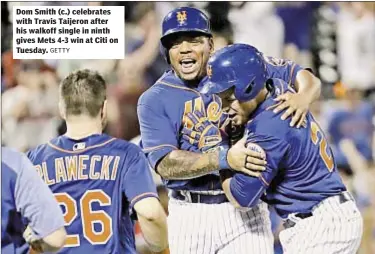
[200,81,234,96]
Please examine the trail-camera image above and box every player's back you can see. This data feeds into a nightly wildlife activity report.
[247,79,346,217]
[27,134,149,254]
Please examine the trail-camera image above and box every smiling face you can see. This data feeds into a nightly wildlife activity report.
[168,33,213,83]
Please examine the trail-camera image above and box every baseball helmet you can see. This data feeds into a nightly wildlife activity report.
[160,7,212,63]
[203,44,268,102]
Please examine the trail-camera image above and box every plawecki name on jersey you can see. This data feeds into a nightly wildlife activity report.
[34,154,120,185]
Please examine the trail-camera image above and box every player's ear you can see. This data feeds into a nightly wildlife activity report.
[101,100,107,118]
[209,37,214,55]
[101,100,108,130]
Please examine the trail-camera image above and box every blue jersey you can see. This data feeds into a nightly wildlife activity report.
[138,70,226,191]
[25,134,158,254]
[138,59,303,191]
[1,147,65,253]
[229,79,346,219]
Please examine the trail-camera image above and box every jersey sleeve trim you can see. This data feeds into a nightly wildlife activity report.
[47,138,116,154]
[130,192,159,208]
[259,175,270,186]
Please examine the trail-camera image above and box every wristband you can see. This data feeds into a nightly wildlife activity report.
[218,146,231,170]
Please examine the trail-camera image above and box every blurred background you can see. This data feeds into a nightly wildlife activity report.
[1,1,374,254]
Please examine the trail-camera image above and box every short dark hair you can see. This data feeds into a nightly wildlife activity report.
[60,69,106,117]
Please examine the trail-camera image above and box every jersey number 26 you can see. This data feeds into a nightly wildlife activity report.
[54,189,113,247]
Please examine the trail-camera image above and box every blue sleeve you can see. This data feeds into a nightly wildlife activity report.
[122,146,159,209]
[263,55,304,89]
[15,154,65,239]
[137,96,178,170]
[229,134,290,208]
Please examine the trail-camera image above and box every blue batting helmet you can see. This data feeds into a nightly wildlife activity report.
[203,44,268,102]
[160,7,212,63]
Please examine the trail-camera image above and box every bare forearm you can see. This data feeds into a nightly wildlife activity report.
[138,208,168,252]
[295,70,322,102]
[30,227,66,253]
[157,150,220,180]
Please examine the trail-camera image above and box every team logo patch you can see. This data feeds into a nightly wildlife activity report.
[246,142,266,159]
[176,11,187,26]
[73,142,86,151]
[207,65,213,78]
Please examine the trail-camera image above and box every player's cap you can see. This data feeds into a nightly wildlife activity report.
[160,7,212,47]
[202,44,268,102]
[160,7,212,48]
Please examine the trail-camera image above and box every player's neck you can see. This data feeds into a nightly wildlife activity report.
[256,88,269,104]
[64,116,103,140]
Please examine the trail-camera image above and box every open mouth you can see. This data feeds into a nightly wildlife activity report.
[180,58,197,74]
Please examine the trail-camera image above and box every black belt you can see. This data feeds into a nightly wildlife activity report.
[283,192,354,229]
[171,190,228,204]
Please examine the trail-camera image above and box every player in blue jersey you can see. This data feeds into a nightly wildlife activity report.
[137,6,322,254]
[186,44,363,253]
[1,147,66,253]
[24,69,168,254]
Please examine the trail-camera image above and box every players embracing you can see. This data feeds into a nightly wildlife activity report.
[184,44,363,253]
[138,6,323,254]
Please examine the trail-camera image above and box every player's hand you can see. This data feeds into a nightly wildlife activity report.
[23,225,36,243]
[227,136,267,177]
[23,225,43,253]
[181,111,228,152]
[273,92,309,128]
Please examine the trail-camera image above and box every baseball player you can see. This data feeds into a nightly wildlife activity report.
[22,69,168,254]
[137,6,323,254]
[186,44,363,253]
[1,147,66,253]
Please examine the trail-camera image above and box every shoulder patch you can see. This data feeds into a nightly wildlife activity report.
[246,142,266,159]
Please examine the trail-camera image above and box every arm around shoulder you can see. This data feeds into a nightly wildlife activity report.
[295,69,322,102]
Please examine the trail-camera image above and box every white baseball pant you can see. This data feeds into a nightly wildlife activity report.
[167,196,274,254]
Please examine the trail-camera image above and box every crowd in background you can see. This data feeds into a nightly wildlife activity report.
[1,2,374,254]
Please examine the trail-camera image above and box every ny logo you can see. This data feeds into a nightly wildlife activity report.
[176,11,187,25]
[207,65,213,78]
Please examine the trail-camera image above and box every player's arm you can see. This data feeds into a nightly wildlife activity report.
[265,56,322,127]
[294,69,321,102]
[123,146,168,252]
[15,154,66,253]
[133,198,168,253]
[138,100,266,180]
[220,135,289,208]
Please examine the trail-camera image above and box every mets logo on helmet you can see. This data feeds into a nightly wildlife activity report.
[207,65,213,78]
[176,11,187,25]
